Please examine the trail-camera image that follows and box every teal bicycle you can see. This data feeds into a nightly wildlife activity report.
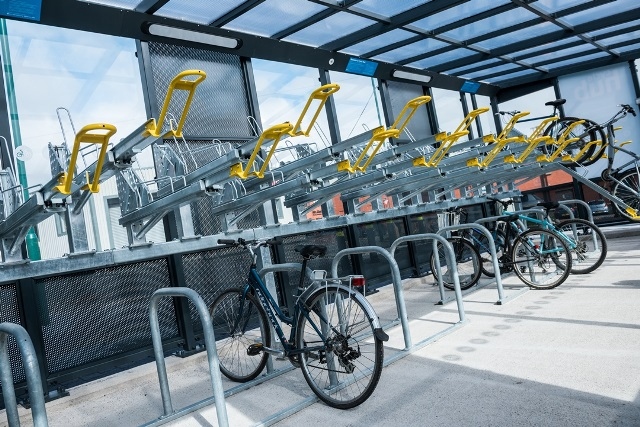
[209,238,387,409]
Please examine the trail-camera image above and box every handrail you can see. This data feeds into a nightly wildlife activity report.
[148,288,228,427]
[0,322,48,427]
[54,123,117,195]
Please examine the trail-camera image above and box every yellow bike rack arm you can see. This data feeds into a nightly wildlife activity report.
[451,107,490,135]
[419,130,469,167]
[230,122,294,179]
[337,127,401,173]
[496,111,530,140]
[289,84,340,137]
[389,95,431,134]
[145,70,207,138]
[541,119,586,162]
[55,123,118,195]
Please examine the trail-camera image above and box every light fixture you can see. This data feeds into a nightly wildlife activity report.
[147,24,240,49]
[391,70,432,84]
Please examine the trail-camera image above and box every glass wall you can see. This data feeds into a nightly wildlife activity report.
[431,88,465,135]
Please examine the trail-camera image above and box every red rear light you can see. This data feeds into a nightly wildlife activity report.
[351,276,365,288]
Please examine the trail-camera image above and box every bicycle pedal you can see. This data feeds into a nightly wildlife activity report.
[247,343,264,356]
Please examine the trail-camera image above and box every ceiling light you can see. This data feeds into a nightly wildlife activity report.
[147,24,240,49]
[391,70,432,84]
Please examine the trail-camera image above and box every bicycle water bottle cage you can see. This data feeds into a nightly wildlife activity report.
[295,244,327,259]
[545,99,566,108]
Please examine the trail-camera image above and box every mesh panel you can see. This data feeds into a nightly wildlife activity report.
[352,219,410,284]
[147,42,253,137]
[0,283,26,385]
[39,260,178,373]
[387,80,432,140]
[407,213,439,275]
[181,246,253,329]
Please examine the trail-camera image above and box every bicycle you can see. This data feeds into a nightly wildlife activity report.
[209,238,388,409]
[487,197,607,275]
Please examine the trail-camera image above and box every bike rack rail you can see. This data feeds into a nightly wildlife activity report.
[0,322,48,427]
[147,288,228,427]
[435,223,506,305]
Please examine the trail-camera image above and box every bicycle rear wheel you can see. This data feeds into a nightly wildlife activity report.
[430,236,482,290]
[511,228,572,289]
[611,169,640,222]
[555,218,607,274]
[473,229,506,278]
[542,117,602,166]
[209,289,271,382]
[296,285,384,409]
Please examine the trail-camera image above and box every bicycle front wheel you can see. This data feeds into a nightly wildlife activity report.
[210,289,271,382]
[430,236,482,290]
[555,218,607,274]
[296,285,384,409]
[511,228,572,289]
[611,169,640,222]
[542,117,602,166]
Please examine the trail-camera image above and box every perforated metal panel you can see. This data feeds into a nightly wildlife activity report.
[0,283,26,385]
[38,260,177,373]
[147,42,253,137]
[387,80,432,140]
[408,213,439,275]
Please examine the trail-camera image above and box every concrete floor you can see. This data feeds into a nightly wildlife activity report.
[2,225,640,427]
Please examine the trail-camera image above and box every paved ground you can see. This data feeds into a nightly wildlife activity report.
[2,224,640,427]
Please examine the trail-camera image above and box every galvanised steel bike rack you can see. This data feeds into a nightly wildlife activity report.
[0,322,48,427]
[147,288,228,427]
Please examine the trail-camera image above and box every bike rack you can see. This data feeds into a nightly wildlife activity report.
[435,223,506,305]
[0,322,48,427]
[147,288,228,427]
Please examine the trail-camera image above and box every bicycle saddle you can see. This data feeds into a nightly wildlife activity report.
[537,201,560,210]
[295,244,327,258]
[545,99,566,107]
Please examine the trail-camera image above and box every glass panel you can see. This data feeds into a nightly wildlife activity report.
[372,38,448,63]
[533,0,592,14]
[351,0,430,18]
[444,58,503,75]
[523,43,594,66]
[439,8,538,41]
[341,29,416,56]
[223,0,326,37]
[155,0,245,25]
[431,88,464,135]
[613,42,640,54]
[410,0,510,32]
[83,0,142,9]
[329,71,383,139]
[599,33,640,48]
[485,69,542,84]
[497,87,556,137]
[586,19,640,38]
[474,22,556,50]
[407,48,475,69]
[474,95,496,136]
[558,0,638,26]
[515,37,582,58]
[546,52,610,70]
[284,12,375,47]
[459,63,521,80]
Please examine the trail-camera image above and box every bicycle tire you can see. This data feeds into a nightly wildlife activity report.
[472,229,507,278]
[555,218,607,274]
[296,285,384,409]
[510,228,572,290]
[430,236,482,290]
[209,288,271,382]
[542,117,602,166]
[611,169,640,222]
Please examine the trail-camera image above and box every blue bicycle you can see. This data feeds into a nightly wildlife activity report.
[209,238,388,409]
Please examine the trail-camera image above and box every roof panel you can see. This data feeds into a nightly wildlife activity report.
[82,0,142,9]
[283,12,375,47]
[155,0,245,25]
[546,51,611,70]
[408,48,476,69]
[586,18,640,38]
[558,0,638,26]
[340,29,416,56]
[522,43,594,66]
[484,69,541,84]
[372,38,449,63]
[613,42,640,54]
[223,0,326,37]
[474,22,556,50]
[599,33,640,48]
[514,37,583,59]
[410,0,511,32]
[532,0,594,14]
[459,63,521,80]
[351,0,432,19]
[439,7,538,41]
[444,58,504,75]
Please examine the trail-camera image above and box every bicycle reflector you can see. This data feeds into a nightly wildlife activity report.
[350,275,366,294]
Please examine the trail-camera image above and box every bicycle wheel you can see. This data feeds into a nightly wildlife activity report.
[510,228,572,289]
[430,236,482,290]
[555,218,607,274]
[209,288,271,382]
[542,117,603,166]
[296,285,384,409]
[611,169,640,222]
[473,229,506,278]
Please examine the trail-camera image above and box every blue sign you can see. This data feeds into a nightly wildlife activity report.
[0,0,42,22]
[461,80,481,94]
[345,58,378,77]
